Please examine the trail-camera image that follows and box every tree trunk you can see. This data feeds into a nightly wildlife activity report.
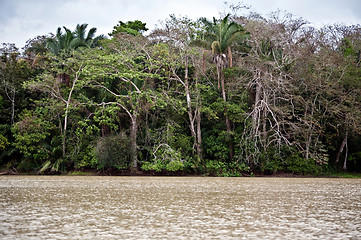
[221,68,233,159]
[196,109,202,159]
[216,65,221,89]
[220,71,227,103]
[62,101,69,157]
[187,104,197,147]
[305,133,312,160]
[336,131,348,170]
[336,131,348,163]
[195,74,202,159]
[227,46,233,68]
[130,116,138,170]
[183,56,204,159]
[62,72,79,157]
[4,85,16,125]
[252,81,261,134]
[262,107,267,148]
[11,97,15,125]
[343,140,348,170]
[145,112,150,145]
[305,104,315,160]
[202,50,206,73]
[184,58,196,138]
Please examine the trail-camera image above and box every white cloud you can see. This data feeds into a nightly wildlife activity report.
[0,0,360,48]
[241,0,361,25]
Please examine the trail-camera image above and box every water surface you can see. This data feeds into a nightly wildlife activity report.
[1,176,360,239]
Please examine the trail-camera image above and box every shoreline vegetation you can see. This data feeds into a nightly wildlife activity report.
[1,169,361,179]
[1,4,361,177]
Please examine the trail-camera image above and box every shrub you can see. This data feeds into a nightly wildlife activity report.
[12,113,56,170]
[0,134,9,151]
[141,144,184,173]
[95,133,131,170]
[206,160,227,175]
[285,155,322,175]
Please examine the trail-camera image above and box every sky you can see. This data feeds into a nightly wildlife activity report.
[1,0,361,49]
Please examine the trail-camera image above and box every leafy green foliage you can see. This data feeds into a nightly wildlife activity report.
[95,134,131,170]
[0,134,9,151]
[205,160,250,176]
[259,147,324,175]
[46,24,106,55]
[141,144,184,173]
[285,156,323,175]
[1,12,361,175]
[12,110,56,170]
[109,20,148,36]
[198,14,249,54]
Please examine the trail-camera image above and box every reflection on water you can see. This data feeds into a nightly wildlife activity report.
[0,176,360,239]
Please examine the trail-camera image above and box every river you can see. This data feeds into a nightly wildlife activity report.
[0,176,360,239]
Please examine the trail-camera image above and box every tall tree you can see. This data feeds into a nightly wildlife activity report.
[82,35,160,170]
[199,14,248,87]
[23,35,49,67]
[150,15,204,159]
[25,51,86,160]
[46,27,81,55]
[236,11,317,167]
[0,44,31,125]
[197,14,249,159]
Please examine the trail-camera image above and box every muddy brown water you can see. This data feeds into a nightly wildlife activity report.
[0,176,360,239]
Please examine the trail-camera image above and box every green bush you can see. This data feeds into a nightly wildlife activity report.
[259,146,324,175]
[206,160,227,175]
[285,155,322,175]
[205,160,250,177]
[141,144,184,173]
[95,133,131,170]
[0,134,9,151]
[12,112,56,170]
[348,152,361,172]
[141,159,184,173]
[75,145,97,169]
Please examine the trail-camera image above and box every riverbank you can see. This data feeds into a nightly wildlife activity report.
[2,168,361,178]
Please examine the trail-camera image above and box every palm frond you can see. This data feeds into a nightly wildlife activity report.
[69,38,86,49]
[86,27,97,42]
[63,29,75,50]
[46,38,61,55]
[91,34,107,47]
[46,23,106,54]
[55,27,62,38]
[74,23,88,40]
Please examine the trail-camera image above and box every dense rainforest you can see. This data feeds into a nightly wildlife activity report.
[1,7,361,176]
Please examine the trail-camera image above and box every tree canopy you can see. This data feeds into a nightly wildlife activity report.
[109,20,149,36]
[1,8,361,176]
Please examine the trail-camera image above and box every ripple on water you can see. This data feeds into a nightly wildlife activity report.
[0,176,360,239]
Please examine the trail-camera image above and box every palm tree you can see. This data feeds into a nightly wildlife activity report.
[46,27,80,55]
[45,24,106,87]
[198,14,249,159]
[73,23,106,48]
[46,24,106,55]
[200,14,248,90]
